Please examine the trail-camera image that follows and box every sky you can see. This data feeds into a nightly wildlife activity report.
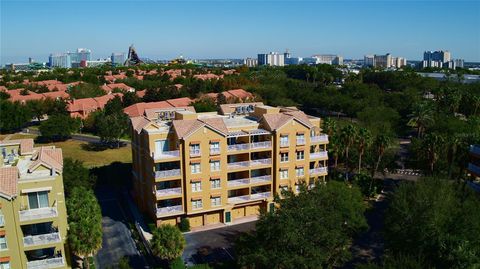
[1,0,479,64]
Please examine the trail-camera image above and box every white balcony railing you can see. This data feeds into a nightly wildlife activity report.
[190,149,201,157]
[468,163,480,176]
[154,169,181,179]
[156,205,183,217]
[250,141,272,149]
[19,207,58,222]
[210,148,221,155]
[227,143,250,151]
[251,191,271,199]
[250,158,271,167]
[156,187,182,197]
[227,178,250,187]
[27,257,64,269]
[310,151,328,159]
[228,192,271,204]
[296,138,305,145]
[227,161,250,170]
[311,135,329,143]
[250,175,271,184]
[470,145,480,156]
[152,150,180,160]
[0,215,4,227]
[24,232,61,247]
[309,167,328,175]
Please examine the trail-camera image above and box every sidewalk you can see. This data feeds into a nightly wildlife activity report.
[187,215,258,234]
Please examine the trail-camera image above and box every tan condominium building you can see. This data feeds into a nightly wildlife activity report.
[0,139,69,269]
[468,144,480,179]
[130,103,328,228]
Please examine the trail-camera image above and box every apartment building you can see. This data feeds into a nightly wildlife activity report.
[0,139,69,269]
[130,103,328,228]
[468,145,480,179]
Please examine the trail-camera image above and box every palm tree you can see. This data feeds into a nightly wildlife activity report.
[407,102,435,138]
[446,134,462,179]
[329,135,342,170]
[340,124,357,181]
[422,133,445,175]
[372,134,391,177]
[322,117,336,138]
[356,127,372,173]
[471,94,480,116]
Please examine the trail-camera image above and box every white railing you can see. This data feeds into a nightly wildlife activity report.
[24,232,61,247]
[190,149,201,157]
[227,178,250,187]
[227,143,250,151]
[0,215,4,227]
[210,148,221,155]
[154,169,181,179]
[250,175,271,184]
[309,167,328,175]
[470,145,480,156]
[250,141,272,149]
[156,187,182,197]
[280,140,289,147]
[228,192,271,204]
[227,161,250,170]
[152,150,180,160]
[251,191,271,200]
[296,138,305,145]
[311,135,329,143]
[156,205,183,216]
[19,207,58,222]
[250,158,271,167]
[310,151,328,159]
[27,257,64,269]
[468,163,480,176]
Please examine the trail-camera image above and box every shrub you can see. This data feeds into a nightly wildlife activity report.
[179,217,190,232]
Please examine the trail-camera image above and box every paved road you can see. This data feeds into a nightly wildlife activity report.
[94,187,148,269]
[24,128,131,144]
[183,222,256,266]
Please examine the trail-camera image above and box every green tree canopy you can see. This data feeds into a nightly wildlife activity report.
[69,83,105,99]
[0,100,31,133]
[62,158,96,197]
[150,224,186,263]
[39,114,80,141]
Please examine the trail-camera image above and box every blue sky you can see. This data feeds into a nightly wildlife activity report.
[1,0,479,64]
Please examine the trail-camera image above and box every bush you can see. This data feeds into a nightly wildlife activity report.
[179,217,190,232]
[352,173,383,198]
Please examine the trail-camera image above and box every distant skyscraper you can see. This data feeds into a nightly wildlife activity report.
[258,52,285,66]
[363,53,405,68]
[422,50,460,69]
[364,55,375,67]
[244,57,258,67]
[69,48,91,63]
[312,54,344,65]
[111,53,127,66]
[49,53,72,68]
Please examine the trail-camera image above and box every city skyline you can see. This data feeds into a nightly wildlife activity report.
[1,0,479,65]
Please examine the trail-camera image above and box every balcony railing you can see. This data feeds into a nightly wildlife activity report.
[468,163,480,176]
[250,158,271,167]
[251,191,271,200]
[296,138,305,145]
[24,232,61,247]
[280,140,289,147]
[27,257,64,269]
[309,167,328,175]
[190,149,201,157]
[227,161,250,170]
[210,148,221,155]
[227,143,250,151]
[0,215,4,227]
[156,205,183,217]
[250,141,272,149]
[19,207,58,222]
[310,151,328,159]
[311,135,329,143]
[156,187,182,197]
[228,192,271,204]
[152,150,180,160]
[227,178,250,187]
[154,169,181,179]
[470,145,480,156]
[250,175,271,184]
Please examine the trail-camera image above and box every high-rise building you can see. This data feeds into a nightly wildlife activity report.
[422,50,461,69]
[0,139,69,269]
[424,50,451,63]
[258,52,285,66]
[243,58,258,67]
[364,55,375,67]
[129,103,329,228]
[454,59,464,69]
[468,145,480,179]
[391,57,407,68]
[48,53,71,68]
[364,53,405,68]
[111,53,127,66]
[68,48,91,63]
[312,54,344,65]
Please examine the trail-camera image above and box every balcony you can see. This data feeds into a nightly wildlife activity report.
[251,191,271,200]
[468,163,480,176]
[227,178,250,187]
[309,167,328,175]
[250,141,272,150]
[311,135,329,143]
[27,257,64,269]
[310,151,328,159]
[250,175,271,184]
[152,150,180,161]
[250,158,271,167]
[190,149,201,158]
[227,143,250,152]
[227,161,250,170]
[24,232,61,247]
[470,145,480,156]
[154,169,181,179]
[156,205,183,217]
[210,148,221,155]
[296,138,305,145]
[227,191,271,204]
[156,187,182,198]
[19,207,58,222]
[0,215,4,227]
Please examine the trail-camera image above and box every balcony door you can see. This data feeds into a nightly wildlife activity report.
[28,191,49,209]
[155,140,169,153]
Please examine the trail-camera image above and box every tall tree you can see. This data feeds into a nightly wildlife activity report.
[150,225,186,264]
[96,112,129,147]
[340,124,357,180]
[371,134,391,178]
[421,133,445,174]
[62,158,96,197]
[356,127,372,173]
[407,101,434,138]
[39,114,81,141]
[67,187,103,269]
[0,100,32,133]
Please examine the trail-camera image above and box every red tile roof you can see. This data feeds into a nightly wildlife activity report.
[136,90,146,98]
[0,167,18,199]
[124,101,174,117]
[166,97,193,107]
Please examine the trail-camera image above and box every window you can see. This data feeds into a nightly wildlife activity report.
[28,191,49,209]
[296,167,305,177]
[0,236,7,250]
[210,178,221,189]
[190,144,200,156]
[192,199,203,209]
[296,150,305,160]
[280,185,288,193]
[296,134,305,144]
[211,197,221,207]
[0,261,9,269]
[280,169,289,180]
[280,135,289,147]
[191,182,202,192]
[210,160,220,172]
[210,142,220,154]
[280,152,289,162]
[190,163,201,174]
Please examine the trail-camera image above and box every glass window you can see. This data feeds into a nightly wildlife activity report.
[28,191,49,209]
[296,150,305,160]
[192,199,203,209]
[296,134,305,144]
[0,236,7,250]
[280,152,289,162]
[210,142,220,154]
[190,163,201,174]
[210,179,221,189]
[191,182,202,192]
[0,261,9,269]
[280,169,289,180]
[190,144,200,155]
[210,160,220,171]
[296,167,305,177]
[280,135,289,146]
[211,197,221,207]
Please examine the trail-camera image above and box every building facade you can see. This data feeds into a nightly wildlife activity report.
[363,53,406,68]
[111,53,127,66]
[0,139,69,269]
[422,50,463,70]
[243,58,258,67]
[468,145,480,179]
[257,52,285,66]
[68,48,91,64]
[48,54,71,69]
[312,54,344,65]
[129,103,328,228]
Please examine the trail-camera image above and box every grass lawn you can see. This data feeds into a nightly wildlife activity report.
[3,133,132,168]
